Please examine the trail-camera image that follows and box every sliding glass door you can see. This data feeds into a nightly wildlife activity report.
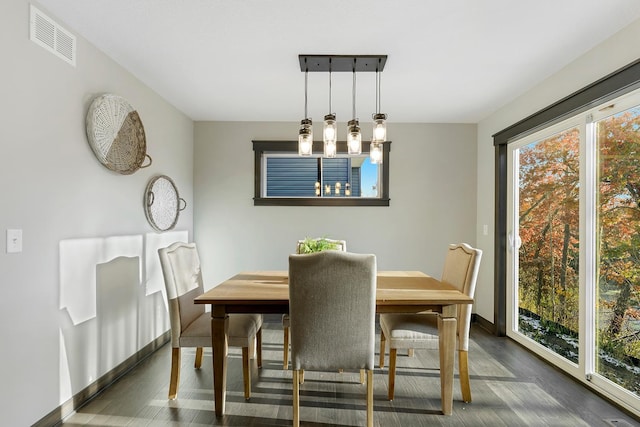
[507,90,640,412]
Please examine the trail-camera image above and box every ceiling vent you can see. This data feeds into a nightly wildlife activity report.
[30,4,76,67]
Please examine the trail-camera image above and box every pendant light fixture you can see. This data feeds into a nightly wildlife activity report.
[298,63,313,156]
[323,62,337,158]
[372,59,387,143]
[347,60,362,155]
[297,55,387,158]
[370,59,386,164]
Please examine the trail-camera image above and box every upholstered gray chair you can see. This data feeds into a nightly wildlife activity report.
[379,243,482,402]
[282,238,347,369]
[158,242,263,400]
[289,251,376,427]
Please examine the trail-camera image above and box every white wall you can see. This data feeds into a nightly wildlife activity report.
[193,121,478,290]
[475,18,640,323]
[0,2,194,425]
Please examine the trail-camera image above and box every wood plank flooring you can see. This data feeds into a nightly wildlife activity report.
[60,319,639,426]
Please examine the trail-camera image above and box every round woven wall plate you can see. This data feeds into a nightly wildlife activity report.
[86,94,152,174]
[144,175,187,232]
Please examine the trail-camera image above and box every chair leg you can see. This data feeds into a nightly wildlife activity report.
[379,330,386,368]
[366,369,374,427]
[293,370,300,427]
[194,347,203,369]
[408,348,414,357]
[283,326,289,370]
[168,347,181,400]
[459,350,472,403]
[360,369,365,384]
[257,328,263,368]
[388,348,397,401]
[242,346,251,400]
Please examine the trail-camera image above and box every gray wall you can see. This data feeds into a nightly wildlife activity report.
[193,121,478,288]
[474,19,640,324]
[0,2,194,425]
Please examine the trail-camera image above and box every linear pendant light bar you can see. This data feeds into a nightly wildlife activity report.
[299,55,387,72]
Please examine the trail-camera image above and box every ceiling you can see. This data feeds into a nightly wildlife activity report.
[37,0,640,123]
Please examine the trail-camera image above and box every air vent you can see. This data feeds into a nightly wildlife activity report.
[30,5,76,67]
[605,419,636,427]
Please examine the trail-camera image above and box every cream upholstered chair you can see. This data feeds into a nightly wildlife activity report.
[289,251,376,427]
[282,238,347,369]
[379,243,482,402]
[158,242,263,400]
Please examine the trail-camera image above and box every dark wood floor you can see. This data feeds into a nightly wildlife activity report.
[60,319,639,426]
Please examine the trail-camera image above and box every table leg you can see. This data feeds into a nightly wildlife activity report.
[211,305,229,417]
[438,305,457,415]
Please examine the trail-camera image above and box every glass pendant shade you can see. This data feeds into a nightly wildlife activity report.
[347,119,362,155]
[370,140,383,164]
[324,140,337,158]
[298,119,313,156]
[323,114,337,158]
[372,113,387,142]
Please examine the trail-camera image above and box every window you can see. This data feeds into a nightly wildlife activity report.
[253,140,391,206]
[496,58,640,415]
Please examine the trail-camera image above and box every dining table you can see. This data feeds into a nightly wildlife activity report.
[194,270,473,417]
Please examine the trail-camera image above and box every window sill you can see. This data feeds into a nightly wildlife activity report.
[253,197,390,207]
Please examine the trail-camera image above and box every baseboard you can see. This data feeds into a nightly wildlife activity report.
[472,313,496,334]
[34,331,170,427]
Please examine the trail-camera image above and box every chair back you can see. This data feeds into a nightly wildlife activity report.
[441,243,482,351]
[158,242,206,348]
[296,238,347,254]
[289,251,376,371]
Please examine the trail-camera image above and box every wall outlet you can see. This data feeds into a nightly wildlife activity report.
[7,229,22,253]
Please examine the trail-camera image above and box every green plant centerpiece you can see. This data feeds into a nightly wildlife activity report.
[298,237,340,254]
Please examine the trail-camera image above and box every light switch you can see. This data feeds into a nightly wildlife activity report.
[483,224,489,236]
[7,229,22,253]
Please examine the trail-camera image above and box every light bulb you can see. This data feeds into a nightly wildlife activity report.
[298,119,313,156]
[372,113,387,143]
[347,119,361,155]
[370,141,383,164]
[323,114,337,142]
[324,141,337,158]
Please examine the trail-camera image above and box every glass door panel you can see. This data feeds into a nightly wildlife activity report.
[595,105,640,396]
[515,126,581,363]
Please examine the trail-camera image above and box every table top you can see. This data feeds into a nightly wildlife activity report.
[194,270,473,309]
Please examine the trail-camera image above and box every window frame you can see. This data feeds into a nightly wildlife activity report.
[252,140,391,206]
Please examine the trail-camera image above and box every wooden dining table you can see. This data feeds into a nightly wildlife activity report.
[194,270,473,417]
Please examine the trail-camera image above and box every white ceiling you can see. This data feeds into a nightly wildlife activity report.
[37,0,640,123]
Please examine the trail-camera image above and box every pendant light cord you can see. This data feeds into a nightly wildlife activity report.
[329,59,332,113]
[304,67,308,119]
[352,60,357,119]
[376,58,382,114]
[375,69,379,114]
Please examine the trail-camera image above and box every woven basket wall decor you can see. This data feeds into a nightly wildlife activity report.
[86,94,152,174]
[144,175,187,232]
